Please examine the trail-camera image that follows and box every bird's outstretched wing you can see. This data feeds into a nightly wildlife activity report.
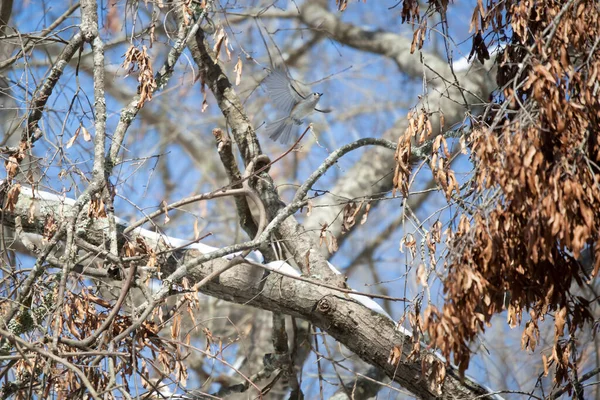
[262,68,304,114]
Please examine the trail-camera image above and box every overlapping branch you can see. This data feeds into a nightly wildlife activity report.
[0,183,494,399]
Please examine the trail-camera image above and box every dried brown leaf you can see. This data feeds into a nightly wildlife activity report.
[66,126,80,149]
[81,126,92,142]
[161,200,170,224]
[360,203,371,224]
[5,183,20,212]
[234,57,243,86]
[387,345,402,366]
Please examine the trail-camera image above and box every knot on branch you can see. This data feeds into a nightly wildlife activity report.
[263,352,290,371]
[213,128,230,153]
[316,297,335,314]
[253,154,271,173]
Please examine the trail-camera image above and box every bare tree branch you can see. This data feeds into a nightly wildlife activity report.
[0,181,496,399]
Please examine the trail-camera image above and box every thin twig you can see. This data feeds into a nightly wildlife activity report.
[0,327,102,400]
[0,2,81,71]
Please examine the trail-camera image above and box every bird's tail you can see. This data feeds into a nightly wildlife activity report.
[265,116,296,144]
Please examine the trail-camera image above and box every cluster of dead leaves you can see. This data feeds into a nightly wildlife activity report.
[400,0,422,24]
[63,290,106,340]
[7,236,196,398]
[88,192,107,219]
[122,45,157,109]
[389,303,447,396]
[6,273,191,398]
[4,142,27,182]
[392,110,427,197]
[393,109,459,202]
[124,236,158,272]
[318,201,371,253]
[341,201,371,234]
[16,289,112,398]
[319,223,339,253]
[421,0,600,383]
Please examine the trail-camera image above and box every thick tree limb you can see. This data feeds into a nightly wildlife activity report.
[0,184,497,399]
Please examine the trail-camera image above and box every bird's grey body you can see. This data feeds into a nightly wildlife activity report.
[262,68,324,144]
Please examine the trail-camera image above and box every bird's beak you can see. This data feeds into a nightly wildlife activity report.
[318,92,324,97]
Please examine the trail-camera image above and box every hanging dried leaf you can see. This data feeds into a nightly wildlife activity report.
[200,77,209,112]
[171,313,181,340]
[360,202,371,224]
[327,233,338,253]
[66,126,80,148]
[234,57,243,86]
[81,126,92,142]
[319,223,328,247]
[28,200,35,223]
[161,200,170,224]
[336,0,348,11]
[43,214,58,243]
[387,345,402,366]
[193,219,200,240]
[4,183,21,212]
[341,201,363,234]
[400,233,417,258]
[416,263,428,287]
[88,194,107,218]
[468,31,490,64]
[212,26,232,63]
